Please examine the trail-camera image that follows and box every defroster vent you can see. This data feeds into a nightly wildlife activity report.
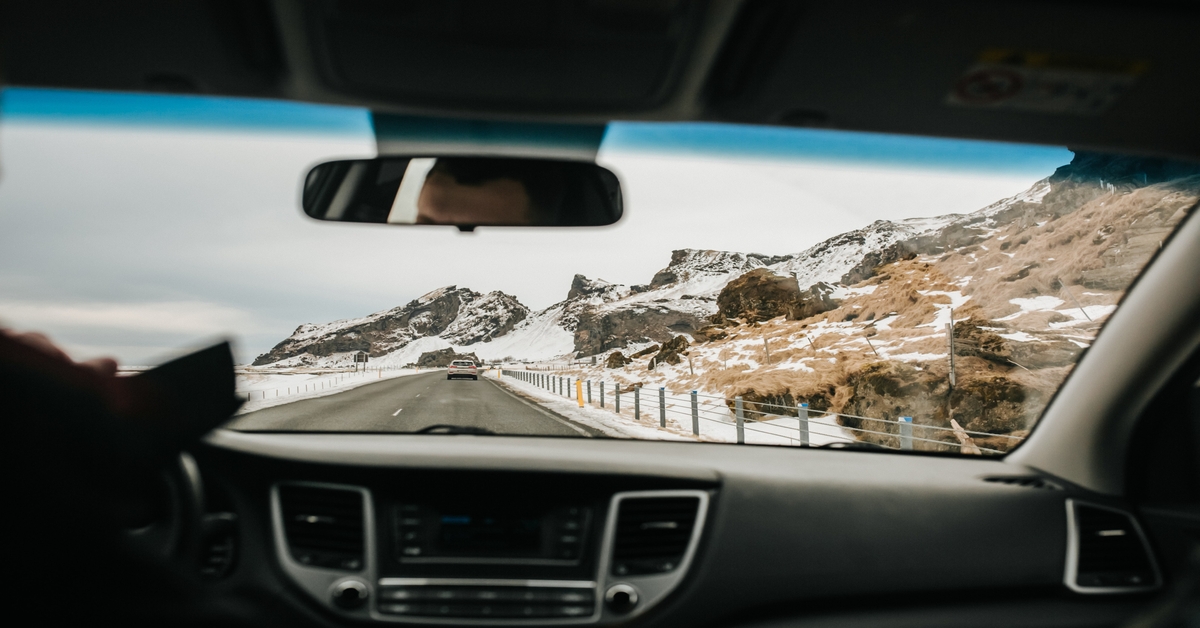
[1068,501,1160,592]
[611,495,701,576]
[279,484,366,571]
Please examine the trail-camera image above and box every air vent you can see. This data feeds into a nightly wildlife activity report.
[279,485,365,571]
[983,476,1062,490]
[1068,502,1160,592]
[611,496,701,576]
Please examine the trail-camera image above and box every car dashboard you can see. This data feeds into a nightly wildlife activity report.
[173,429,1174,628]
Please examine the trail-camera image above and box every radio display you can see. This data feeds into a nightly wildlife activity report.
[395,504,589,563]
[438,514,542,554]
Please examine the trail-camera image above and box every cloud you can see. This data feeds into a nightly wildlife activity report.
[0,300,263,335]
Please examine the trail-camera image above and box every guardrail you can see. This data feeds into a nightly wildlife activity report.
[498,369,1020,454]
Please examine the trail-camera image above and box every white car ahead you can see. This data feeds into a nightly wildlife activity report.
[446,360,478,380]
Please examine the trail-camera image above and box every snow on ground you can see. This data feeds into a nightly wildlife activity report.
[492,369,855,447]
[235,367,423,414]
[917,290,972,328]
[997,331,1039,342]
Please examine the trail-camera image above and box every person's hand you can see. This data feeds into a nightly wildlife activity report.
[1,329,118,376]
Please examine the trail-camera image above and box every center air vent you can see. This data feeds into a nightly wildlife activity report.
[279,484,366,571]
[1068,501,1160,592]
[611,495,702,576]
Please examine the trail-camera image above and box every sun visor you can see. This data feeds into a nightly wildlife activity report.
[372,114,607,161]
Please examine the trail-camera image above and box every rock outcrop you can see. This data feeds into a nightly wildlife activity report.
[416,348,482,368]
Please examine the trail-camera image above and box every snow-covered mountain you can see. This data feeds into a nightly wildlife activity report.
[252,287,527,366]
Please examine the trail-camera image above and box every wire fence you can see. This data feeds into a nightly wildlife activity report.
[498,369,1019,455]
[236,365,413,401]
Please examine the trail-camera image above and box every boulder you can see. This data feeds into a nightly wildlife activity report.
[630,345,660,359]
[605,352,631,369]
[714,268,838,324]
[652,335,690,365]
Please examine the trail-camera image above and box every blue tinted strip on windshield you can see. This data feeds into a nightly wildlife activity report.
[602,121,1072,176]
[0,88,372,137]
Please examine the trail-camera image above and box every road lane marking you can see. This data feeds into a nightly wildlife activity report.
[415,394,421,398]
[392,408,403,416]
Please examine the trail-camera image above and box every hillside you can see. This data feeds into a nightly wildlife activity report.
[557,152,1200,452]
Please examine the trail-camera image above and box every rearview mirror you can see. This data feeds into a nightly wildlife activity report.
[302,156,622,229]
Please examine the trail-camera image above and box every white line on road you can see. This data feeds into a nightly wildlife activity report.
[415,394,420,398]
[392,408,403,416]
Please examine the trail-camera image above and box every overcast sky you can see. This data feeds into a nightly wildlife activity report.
[0,89,1072,365]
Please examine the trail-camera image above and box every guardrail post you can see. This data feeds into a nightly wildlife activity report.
[634,385,640,421]
[899,416,913,450]
[614,384,620,413]
[587,380,592,404]
[691,391,699,436]
[600,381,605,408]
[659,388,666,427]
[798,402,809,446]
[735,396,745,444]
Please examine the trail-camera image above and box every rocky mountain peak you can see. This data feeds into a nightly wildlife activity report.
[567,275,623,301]
[650,249,766,287]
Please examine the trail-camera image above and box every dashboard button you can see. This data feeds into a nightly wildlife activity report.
[551,590,593,603]
[379,589,417,601]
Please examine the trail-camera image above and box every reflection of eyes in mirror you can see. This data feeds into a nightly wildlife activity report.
[302,156,622,228]
[389,157,547,226]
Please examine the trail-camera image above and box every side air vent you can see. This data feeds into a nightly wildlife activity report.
[1067,501,1160,592]
[279,485,365,571]
[611,495,701,576]
[983,476,1063,490]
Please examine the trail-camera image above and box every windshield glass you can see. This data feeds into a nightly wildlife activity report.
[3,88,1198,455]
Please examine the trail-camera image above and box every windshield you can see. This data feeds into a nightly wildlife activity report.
[3,88,1198,455]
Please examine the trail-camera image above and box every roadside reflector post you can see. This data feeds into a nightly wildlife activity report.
[659,388,666,427]
[600,381,606,408]
[899,416,913,450]
[691,391,699,436]
[799,402,809,446]
[614,383,620,413]
[586,380,592,404]
[576,380,584,407]
[735,396,745,444]
[634,385,640,421]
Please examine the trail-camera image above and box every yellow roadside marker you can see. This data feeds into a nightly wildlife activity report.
[576,380,584,407]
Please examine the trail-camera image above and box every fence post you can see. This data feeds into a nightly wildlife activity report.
[600,381,605,408]
[587,380,592,404]
[798,402,809,446]
[659,388,666,428]
[691,391,699,436]
[634,385,640,420]
[615,384,620,413]
[899,416,913,450]
[735,396,745,444]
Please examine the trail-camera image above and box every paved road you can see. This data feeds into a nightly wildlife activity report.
[226,371,594,437]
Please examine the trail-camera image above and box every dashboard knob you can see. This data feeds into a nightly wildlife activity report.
[331,579,369,609]
[604,584,638,613]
